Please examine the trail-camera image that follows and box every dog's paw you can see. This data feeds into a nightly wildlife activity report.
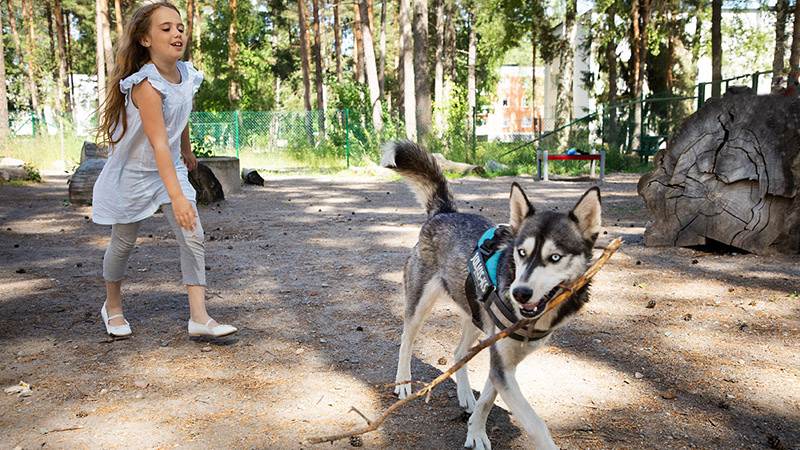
[464,429,491,450]
[457,384,476,413]
[394,382,412,399]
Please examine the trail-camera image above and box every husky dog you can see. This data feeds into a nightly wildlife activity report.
[381,141,601,450]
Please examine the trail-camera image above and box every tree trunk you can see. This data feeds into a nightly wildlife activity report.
[46,3,56,62]
[399,0,416,139]
[227,0,240,107]
[100,0,113,73]
[0,3,9,143]
[298,0,314,142]
[54,0,71,115]
[359,0,383,133]
[445,0,456,80]
[772,0,788,92]
[556,0,576,142]
[412,0,431,141]
[333,0,342,83]
[434,0,445,135]
[114,0,123,37]
[95,0,107,108]
[605,5,617,150]
[711,0,722,97]
[789,0,800,88]
[185,0,194,61]
[354,2,365,83]
[311,0,325,131]
[638,91,800,255]
[379,0,387,98]
[21,0,40,127]
[65,8,75,109]
[467,12,476,156]
[6,0,22,59]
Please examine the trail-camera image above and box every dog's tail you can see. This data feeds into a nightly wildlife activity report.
[381,140,456,216]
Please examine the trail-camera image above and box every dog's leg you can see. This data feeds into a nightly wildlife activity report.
[490,343,558,450]
[394,278,443,399]
[454,317,480,412]
[464,377,497,450]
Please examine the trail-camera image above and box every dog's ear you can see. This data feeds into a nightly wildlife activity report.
[570,187,602,242]
[509,182,534,232]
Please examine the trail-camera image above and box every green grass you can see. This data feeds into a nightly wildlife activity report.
[1,133,84,171]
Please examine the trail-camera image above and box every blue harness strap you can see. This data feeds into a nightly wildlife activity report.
[477,227,501,286]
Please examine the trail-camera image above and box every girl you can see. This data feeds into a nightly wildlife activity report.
[92,1,236,338]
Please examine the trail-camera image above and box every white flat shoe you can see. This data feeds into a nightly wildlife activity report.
[101,302,132,337]
[188,319,237,338]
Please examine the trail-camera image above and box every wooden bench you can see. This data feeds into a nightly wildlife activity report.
[536,150,605,182]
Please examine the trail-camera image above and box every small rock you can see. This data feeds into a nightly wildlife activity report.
[437,357,447,365]
[739,323,749,332]
[691,259,699,264]
[295,348,304,355]
[646,299,656,309]
[319,338,327,344]
[227,245,233,250]
[135,392,144,399]
[635,372,644,379]
[201,346,212,352]
[76,411,88,418]
[100,388,108,395]
[726,393,736,399]
[660,390,677,400]
[683,313,693,321]
[349,436,363,447]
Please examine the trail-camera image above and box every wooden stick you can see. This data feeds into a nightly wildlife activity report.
[308,238,623,445]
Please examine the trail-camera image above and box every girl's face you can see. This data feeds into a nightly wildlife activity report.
[141,7,185,61]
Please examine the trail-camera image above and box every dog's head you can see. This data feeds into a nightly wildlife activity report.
[501,183,601,319]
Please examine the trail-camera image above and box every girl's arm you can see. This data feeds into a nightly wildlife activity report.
[132,80,196,231]
[180,124,197,171]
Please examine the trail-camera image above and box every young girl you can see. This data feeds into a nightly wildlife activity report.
[92,1,236,338]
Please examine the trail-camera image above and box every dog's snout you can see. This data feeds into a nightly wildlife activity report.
[512,286,533,303]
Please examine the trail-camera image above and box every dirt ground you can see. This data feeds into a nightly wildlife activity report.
[1,171,798,450]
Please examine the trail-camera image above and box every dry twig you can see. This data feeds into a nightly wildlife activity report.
[308,238,623,445]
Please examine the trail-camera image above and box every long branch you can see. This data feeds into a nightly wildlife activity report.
[308,237,623,445]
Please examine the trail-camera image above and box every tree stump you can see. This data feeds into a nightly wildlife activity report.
[638,89,800,255]
[69,141,108,205]
[188,163,224,204]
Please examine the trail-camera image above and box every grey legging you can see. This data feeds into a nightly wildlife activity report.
[102,203,206,286]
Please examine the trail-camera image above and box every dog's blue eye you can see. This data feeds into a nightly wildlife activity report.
[517,248,527,258]
[549,254,561,263]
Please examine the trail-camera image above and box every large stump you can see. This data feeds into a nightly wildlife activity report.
[68,142,108,205]
[638,89,800,255]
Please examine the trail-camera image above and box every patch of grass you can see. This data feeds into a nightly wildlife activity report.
[2,133,84,171]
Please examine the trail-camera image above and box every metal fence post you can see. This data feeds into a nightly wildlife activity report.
[233,110,240,158]
[344,108,350,168]
[542,150,549,182]
[751,73,759,92]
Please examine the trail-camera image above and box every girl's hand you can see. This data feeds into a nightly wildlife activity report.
[172,195,197,231]
[182,151,198,171]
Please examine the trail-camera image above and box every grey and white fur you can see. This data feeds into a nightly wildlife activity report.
[381,141,602,450]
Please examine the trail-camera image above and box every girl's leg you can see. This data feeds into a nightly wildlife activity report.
[162,203,220,325]
[102,221,141,326]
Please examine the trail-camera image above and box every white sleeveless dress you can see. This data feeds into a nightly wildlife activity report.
[92,61,204,225]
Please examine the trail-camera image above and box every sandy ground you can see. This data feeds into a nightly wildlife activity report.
[1,172,798,450]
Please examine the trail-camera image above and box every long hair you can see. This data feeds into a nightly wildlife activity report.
[95,1,181,146]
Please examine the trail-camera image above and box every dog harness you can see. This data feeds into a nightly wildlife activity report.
[465,225,553,342]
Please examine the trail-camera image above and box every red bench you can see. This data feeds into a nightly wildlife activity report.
[536,150,605,181]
